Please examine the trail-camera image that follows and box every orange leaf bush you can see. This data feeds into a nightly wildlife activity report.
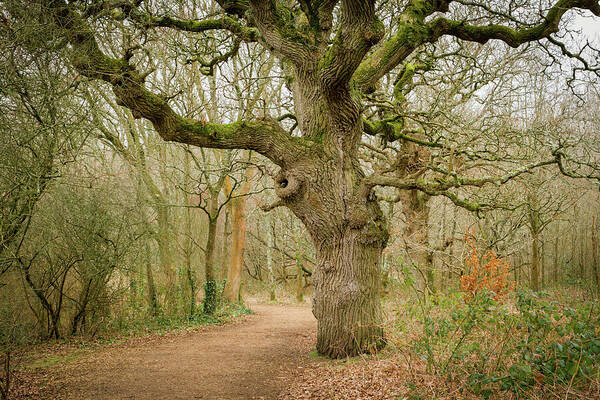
[460,229,513,302]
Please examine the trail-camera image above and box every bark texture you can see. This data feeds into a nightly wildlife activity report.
[272,153,388,357]
[312,230,386,357]
[223,193,247,302]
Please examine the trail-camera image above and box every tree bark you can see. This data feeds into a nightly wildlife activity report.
[553,234,559,285]
[145,242,159,316]
[541,239,545,289]
[222,171,250,303]
[182,148,196,316]
[295,220,304,303]
[265,211,276,301]
[157,204,177,311]
[222,198,246,302]
[591,215,599,295]
[260,143,389,358]
[580,227,586,280]
[312,230,386,357]
[220,205,231,282]
[531,232,540,292]
[203,198,219,314]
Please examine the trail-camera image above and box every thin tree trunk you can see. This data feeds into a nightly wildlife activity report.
[185,252,196,316]
[448,209,458,287]
[531,232,540,291]
[591,215,599,295]
[541,239,545,289]
[266,211,276,301]
[220,205,231,282]
[203,204,219,314]
[553,235,559,285]
[295,220,304,303]
[222,202,246,302]
[157,205,176,311]
[296,256,304,303]
[438,202,447,289]
[580,227,586,280]
[222,165,252,303]
[426,253,435,294]
[222,197,246,302]
[145,241,159,316]
[183,149,196,316]
[71,278,93,335]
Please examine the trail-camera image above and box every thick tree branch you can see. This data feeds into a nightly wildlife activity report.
[47,0,307,168]
[366,158,557,191]
[429,0,600,48]
[353,0,450,91]
[354,0,599,91]
[247,0,316,67]
[320,0,383,91]
[132,13,259,42]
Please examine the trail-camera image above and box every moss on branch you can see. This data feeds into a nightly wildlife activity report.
[48,0,309,167]
[429,0,600,47]
[353,0,448,90]
[354,0,598,91]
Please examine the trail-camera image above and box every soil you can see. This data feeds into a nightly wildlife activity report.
[24,303,317,400]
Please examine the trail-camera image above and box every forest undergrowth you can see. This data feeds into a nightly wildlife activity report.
[284,239,600,400]
[284,287,600,400]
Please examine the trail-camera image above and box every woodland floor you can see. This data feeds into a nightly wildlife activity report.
[13,303,319,400]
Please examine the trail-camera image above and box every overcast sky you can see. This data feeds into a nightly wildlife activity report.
[572,13,600,43]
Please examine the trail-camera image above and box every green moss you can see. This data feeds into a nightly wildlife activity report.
[309,348,331,360]
[393,62,417,103]
[28,351,84,370]
[371,18,386,42]
[184,120,244,140]
[409,0,429,15]
[319,35,340,70]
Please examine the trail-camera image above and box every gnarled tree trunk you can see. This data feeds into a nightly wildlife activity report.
[271,152,389,358]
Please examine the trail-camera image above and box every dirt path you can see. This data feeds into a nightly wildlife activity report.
[36,303,317,400]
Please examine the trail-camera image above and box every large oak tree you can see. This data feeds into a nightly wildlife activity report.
[16,0,600,357]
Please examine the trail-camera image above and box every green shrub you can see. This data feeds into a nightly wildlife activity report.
[411,289,600,398]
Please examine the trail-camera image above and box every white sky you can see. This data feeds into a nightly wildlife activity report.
[572,13,600,44]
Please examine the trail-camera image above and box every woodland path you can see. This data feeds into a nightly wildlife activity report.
[36,303,317,400]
